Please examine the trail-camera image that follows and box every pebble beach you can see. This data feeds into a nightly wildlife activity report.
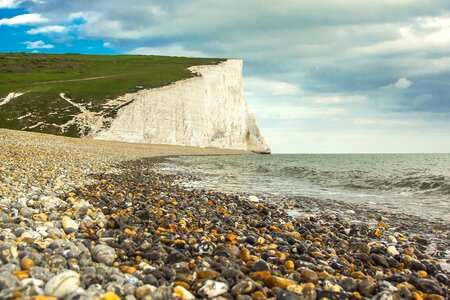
[0,128,449,300]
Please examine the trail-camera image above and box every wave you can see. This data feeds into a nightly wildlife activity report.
[264,165,450,196]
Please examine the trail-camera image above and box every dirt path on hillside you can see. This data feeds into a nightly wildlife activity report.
[32,75,121,85]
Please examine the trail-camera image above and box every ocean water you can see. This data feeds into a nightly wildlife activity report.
[159,154,450,222]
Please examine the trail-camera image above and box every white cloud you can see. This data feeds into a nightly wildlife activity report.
[353,117,424,126]
[0,0,19,8]
[23,40,55,49]
[103,42,111,48]
[0,0,43,8]
[129,44,205,58]
[381,77,413,90]
[354,16,450,56]
[309,95,366,104]
[245,77,300,96]
[394,77,412,89]
[252,103,348,120]
[0,13,47,26]
[27,25,67,34]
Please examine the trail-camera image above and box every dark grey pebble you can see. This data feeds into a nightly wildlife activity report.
[409,260,427,271]
[371,253,389,268]
[435,273,448,286]
[339,277,357,292]
[416,278,443,295]
[251,260,270,272]
[166,251,186,264]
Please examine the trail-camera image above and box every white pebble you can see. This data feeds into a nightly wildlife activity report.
[45,270,80,298]
[198,280,228,298]
[62,216,79,231]
[248,195,259,203]
[387,245,399,256]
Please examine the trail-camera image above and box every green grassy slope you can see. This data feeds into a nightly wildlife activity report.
[0,53,224,136]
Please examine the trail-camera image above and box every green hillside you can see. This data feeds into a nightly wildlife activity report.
[0,53,223,136]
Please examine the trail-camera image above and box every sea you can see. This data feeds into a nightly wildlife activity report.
[159,154,450,222]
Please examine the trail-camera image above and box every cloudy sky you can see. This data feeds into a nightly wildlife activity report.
[1,0,450,153]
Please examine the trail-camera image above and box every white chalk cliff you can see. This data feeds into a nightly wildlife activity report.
[94,59,270,153]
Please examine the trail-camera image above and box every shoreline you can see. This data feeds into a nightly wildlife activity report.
[0,130,449,299]
[156,157,450,270]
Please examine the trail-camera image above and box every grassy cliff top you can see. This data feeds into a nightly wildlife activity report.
[0,53,224,136]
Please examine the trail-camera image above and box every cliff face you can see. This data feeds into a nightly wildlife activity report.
[94,59,270,153]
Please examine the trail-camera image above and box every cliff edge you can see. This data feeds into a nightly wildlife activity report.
[94,59,271,153]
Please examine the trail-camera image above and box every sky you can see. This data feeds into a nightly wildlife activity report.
[1,0,450,153]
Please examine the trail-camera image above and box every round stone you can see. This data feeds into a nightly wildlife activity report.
[44,270,80,299]
[92,244,116,265]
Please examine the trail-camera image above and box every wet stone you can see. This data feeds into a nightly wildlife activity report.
[251,260,270,272]
[410,260,427,271]
[416,278,443,295]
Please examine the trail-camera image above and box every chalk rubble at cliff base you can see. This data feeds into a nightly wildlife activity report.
[0,129,449,300]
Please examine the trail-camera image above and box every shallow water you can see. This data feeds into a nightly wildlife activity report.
[160,154,450,222]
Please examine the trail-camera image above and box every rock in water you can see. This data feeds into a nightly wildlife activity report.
[44,270,80,298]
[92,244,116,265]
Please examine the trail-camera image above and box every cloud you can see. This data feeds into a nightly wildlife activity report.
[103,42,111,48]
[0,13,47,26]
[251,103,348,120]
[379,78,413,93]
[0,0,43,8]
[394,78,413,89]
[353,117,424,127]
[26,25,67,34]
[308,95,366,104]
[354,16,450,56]
[0,0,19,8]
[5,0,450,152]
[23,40,55,49]
[245,77,300,96]
[129,44,205,58]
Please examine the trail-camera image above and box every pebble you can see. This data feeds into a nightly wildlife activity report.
[248,195,259,203]
[238,248,252,261]
[103,292,121,300]
[21,258,35,270]
[198,280,229,298]
[44,270,80,298]
[92,244,116,265]
[251,260,270,272]
[62,216,79,232]
[387,245,399,256]
[173,285,195,300]
[416,278,443,295]
[0,130,448,300]
[265,276,296,289]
